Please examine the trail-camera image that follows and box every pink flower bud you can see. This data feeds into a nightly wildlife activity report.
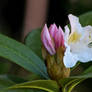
[54,26,64,49]
[41,24,65,55]
[49,24,58,38]
[41,24,56,55]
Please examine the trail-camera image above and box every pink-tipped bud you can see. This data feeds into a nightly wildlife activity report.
[41,24,69,80]
[41,24,56,55]
[49,24,58,38]
[41,24,65,55]
[54,26,64,49]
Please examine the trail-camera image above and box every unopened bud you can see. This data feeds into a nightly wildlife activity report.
[46,47,70,80]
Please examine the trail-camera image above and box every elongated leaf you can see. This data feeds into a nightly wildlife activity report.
[0,76,45,92]
[59,78,85,92]
[79,11,92,26]
[8,80,59,92]
[0,34,49,79]
[59,72,92,92]
[59,70,92,92]
[25,28,42,59]
[0,76,14,91]
[63,79,84,92]
[1,89,44,92]
[82,65,92,74]
[0,75,27,84]
[70,73,92,78]
[70,66,92,78]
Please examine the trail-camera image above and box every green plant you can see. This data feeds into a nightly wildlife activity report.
[0,12,92,92]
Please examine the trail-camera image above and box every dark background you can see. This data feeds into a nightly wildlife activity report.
[0,0,92,37]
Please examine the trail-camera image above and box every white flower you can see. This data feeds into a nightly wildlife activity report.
[63,14,92,68]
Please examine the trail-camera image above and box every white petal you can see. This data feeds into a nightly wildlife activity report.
[81,26,92,44]
[65,14,92,68]
[68,14,83,34]
[83,25,92,32]
[75,46,92,62]
[64,25,70,43]
[69,41,92,63]
[69,25,92,62]
[63,44,78,68]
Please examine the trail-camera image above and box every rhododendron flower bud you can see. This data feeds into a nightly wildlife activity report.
[49,23,58,38]
[41,24,64,55]
[54,26,64,49]
[41,24,56,55]
[41,24,70,80]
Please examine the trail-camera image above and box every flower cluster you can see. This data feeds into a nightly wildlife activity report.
[41,24,64,55]
[41,14,92,68]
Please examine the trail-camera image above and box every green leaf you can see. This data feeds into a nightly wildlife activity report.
[59,71,92,92]
[27,73,43,81]
[71,73,92,79]
[0,76,15,91]
[0,75,27,84]
[0,75,47,92]
[60,66,92,88]
[82,65,92,74]
[70,65,92,79]
[79,11,92,26]
[0,61,11,74]
[25,28,42,59]
[1,89,44,92]
[0,75,35,92]
[8,80,59,92]
[64,79,84,92]
[59,78,85,92]
[0,34,49,79]
[2,89,44,92]
[59,69,92,92]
